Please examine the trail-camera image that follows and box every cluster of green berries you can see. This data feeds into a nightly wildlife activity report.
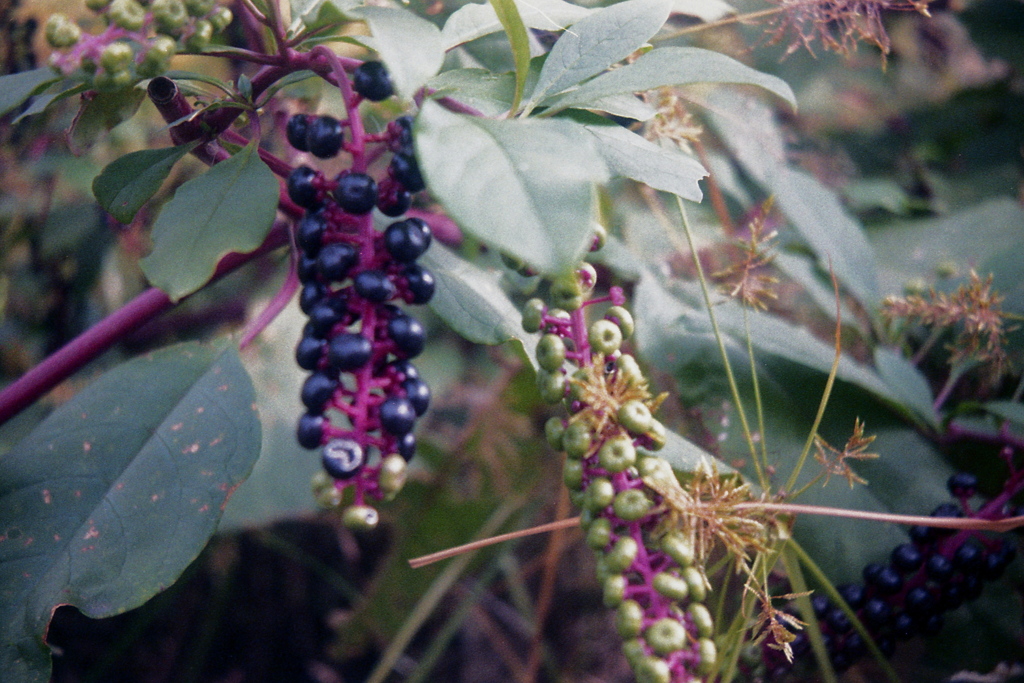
[761,471,1018,678]
[44,0,232,91]
[524,257,717,683]
[289,62,435,532]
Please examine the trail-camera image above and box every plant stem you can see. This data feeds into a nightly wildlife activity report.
[653,7,785,42]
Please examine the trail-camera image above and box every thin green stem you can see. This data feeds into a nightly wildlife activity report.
[744,307,770,490]
[672,195,759,466]
[780,542,838,683]
[652,6,785,42]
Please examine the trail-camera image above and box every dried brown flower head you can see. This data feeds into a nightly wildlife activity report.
[813,418,879,488]
[713,198,780,309]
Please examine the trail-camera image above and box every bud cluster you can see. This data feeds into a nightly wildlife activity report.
[524,251,720,683]
[44,0,233,91]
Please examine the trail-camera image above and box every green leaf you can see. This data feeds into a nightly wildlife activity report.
[355,6,444,101]
[289,0,362,33]
[67,87,146,154]
[579,94,658,121]
[0,68,61,118]
[671,0,735,22]
[578,118,706,201]
[92,143,197,224]
[0,342,260,683]
[644,427,736,476]
[140,142,279,301]
[980,400,1024,427]
[441,0,591,51]
[427,68,516,117]
[415,100,608,275]
[873,347,939,428]
[525,0,672,111]
[422,244,540,366]
[540,46,796,113]
[487,0,532,113]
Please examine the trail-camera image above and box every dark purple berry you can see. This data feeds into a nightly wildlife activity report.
[388,359,419,381]
[297,413,324,449]
[983,541,1016,580]
[947,471,979,498]
[301,372,337,413]
[825,607,851,634]
[891,543,924,573]
[297,212,327,253]
[926,554,954,582]
[390,151,424,192]
[931,502,963,537]
[353,60,394,101]
[388,313,426,357]
[905,586,937,619]
[305,115,344,158]
[389,115,414,152]
[286,114,311,152]
[379,396,416,435]
[919,613,943,636]
[321,438,364,479]
[954,541,984,573]
[385,218,431,262]
[317,242,359,281]
[300,281,326,314]
[354,270,396,302]
[877,637,896,657]
[909,524,934,544]
[295,336,324,370]
[869,566,903,595]
[297,253,318,282]
[328,333,372,371]
[404,264,435,304]
[842,633,866,659]
[962,573,983,599]
[397,432,416,460]
[790,632,810,657]
[402,377,430,416]
[307,297,347,336]
[893,612,915,640]
[861,597,891,627]
[287,166,321,209]
[830,650,851,672]
[837,583,866,610]
[811,594,831,619]
[862,563,884,585]
[376,180,411,217]
[939,582,964,610]
[334,172,378,214]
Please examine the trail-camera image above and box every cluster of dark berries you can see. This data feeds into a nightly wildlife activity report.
[286,70,435,530]
[762,471,1018,678]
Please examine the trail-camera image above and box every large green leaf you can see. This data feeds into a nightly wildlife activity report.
[525,0,672,111]
[540,46,796,114]
[422,243,539,365]
[289,0,362,33]
[0,68,61,118]
[415,100,608,275]
[92,143,197,224]
[355,6,444,101]
[0,342,261,683]
[67,87,146,154]
[140,142,279,301]
[427,68,517,117]
[441,0,591,51]
[578,118,706,201]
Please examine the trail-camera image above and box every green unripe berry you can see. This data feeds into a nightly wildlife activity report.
[137,36,177,77]
[605,306,635,338]
[208,6,233,31]
[152,0,189,32]
[550,271,584,311]
[577,262,598,295]
[618,400,652,435]
[108,0,146,31]
[536,369,566,404]
[562,421,593,459]
[569,489,586,509]
[378,454,407,498]
[591,223,608,251]
[637,454,671,481]
[566,367,588,403]
[522,298,545,333]
[44,15,81,48]
[589,319,622,355]
[185,19,213,51]
[660,531,695,567]
[688,603,714,638]
[342,504,379,531]
[645,617,688,656]
[86,0,113,10]
[184,0,216,16]
[584,476,615,512]
[616,353,645,387]
[652,571,690,602]
[621,639,646,669]
[544,417,565,450]
[585,517,612,550]
[563,458,584,490]
[547,308,570,323]
[615,599,644,639]
[634,657,671,683]
[578,508,595,529]
[99,42,134,73]
[315,484,342,509]
[604,535,638,573]
[645,418,667,451]
[683,566,708,602]
[697,638,718,674]
[613,488,652,521]
[536,334,566,372]
[310,470,334,495]
[598,434,636,473]
[93,69,133,91]
[603,574,627,607]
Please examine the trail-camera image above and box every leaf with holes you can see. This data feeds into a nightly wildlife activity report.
[0,342,261,683]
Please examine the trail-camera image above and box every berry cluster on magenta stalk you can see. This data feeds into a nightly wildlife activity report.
[286,60,435,531]
[523,235,721,683]
[761,470,1019,679]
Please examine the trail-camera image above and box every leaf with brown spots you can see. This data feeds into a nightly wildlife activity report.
[0,341,260,683]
